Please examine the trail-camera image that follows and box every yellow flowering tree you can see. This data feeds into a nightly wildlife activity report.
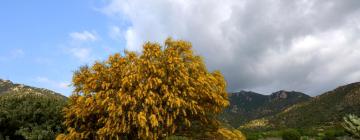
[57,38,229,139]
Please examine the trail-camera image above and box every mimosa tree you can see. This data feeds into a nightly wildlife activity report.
[58,38,230,139]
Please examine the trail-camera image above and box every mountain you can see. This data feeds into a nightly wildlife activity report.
[0,79,66,99]
[266,82,360,129]
[221,90,311,128]
[240,82,360,130]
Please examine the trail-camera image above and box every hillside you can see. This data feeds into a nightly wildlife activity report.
[221,90,311,127]
[269,82,360,128]
[0,79,67,139]
[0,79,66,99]
[241,82,360,130]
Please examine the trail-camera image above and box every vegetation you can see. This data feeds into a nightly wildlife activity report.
[0,91,66,140]
[281,129,301,140]
[58,38,236,139]
[1,40,360,139]
[240,127,348,140]
[1,75,359,140]
[235,83,360,139]
[244,82,360,129]
[221,90,311,128]
[342,114,360,138]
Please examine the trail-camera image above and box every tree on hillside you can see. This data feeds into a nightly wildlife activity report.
[0,92,66,140]
[58,38,233,139]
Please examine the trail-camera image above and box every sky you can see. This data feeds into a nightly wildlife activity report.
[1,0,360,96]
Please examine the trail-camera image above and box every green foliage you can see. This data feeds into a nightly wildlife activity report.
[342,114,360,138]
[0,92,66,140]
[246,134,261,140]
[222,91,311,128]
[242,127,348,140]
[266,82,360,129]
[165,136,189,140]
[321,128,346,140]
[241,129,282,140]
[282,129,301,140]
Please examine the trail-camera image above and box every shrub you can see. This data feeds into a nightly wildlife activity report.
[342,114,360,138]
[321,129,346,140]
[246,134,261,140]
[322,133,336,140]
[59,38,230,139]
[282,129,301,140]
[0,92,66,140]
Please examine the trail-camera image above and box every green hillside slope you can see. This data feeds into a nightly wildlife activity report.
[0,79,67,139]
[269,82,360,129]
[240,82,360,130]
[221,90,311,127]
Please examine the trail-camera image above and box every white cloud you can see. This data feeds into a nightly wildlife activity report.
[11,49,25,58]
[35,76,70,90]
[58,82,70,89]
[65,30,101,63]
[69,47,92,62]
[101,0,360,95]
[69,31,98,42]
[34,57,52,65]
[109,26,123,40]
[0,48,25,62]
[35,77,51,83]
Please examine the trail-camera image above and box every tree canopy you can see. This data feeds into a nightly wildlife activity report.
[58,38,232,139]
[0,92,66,140]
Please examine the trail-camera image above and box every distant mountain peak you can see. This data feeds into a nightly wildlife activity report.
[270,90,310,100]
[231,90,262,96]
[271,90,289,99]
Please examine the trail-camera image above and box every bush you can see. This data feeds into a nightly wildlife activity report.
[166,136,189,140]
[322,133,336,140]
[282,129,301,140]
[322,129,346,140]
[297,128,318,137]
[246,134,261,140]
[0,92,66,139]
[59,38,230,139]
[242,131,262,140]
[342,114,360,138]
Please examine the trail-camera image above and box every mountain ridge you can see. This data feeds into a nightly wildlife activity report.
[239,82,360,130]
[221,90,312,127]
[0,78,66,99]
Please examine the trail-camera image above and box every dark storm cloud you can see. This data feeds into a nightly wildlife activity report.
[102,0,360,95]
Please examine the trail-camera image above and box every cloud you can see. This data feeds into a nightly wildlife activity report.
[69,31,98,42]
[58,82,70,89]
[10,49,25,58]
[65,30,102,63]
[109,26,124,40]
[101,0,360,95]
[34,57,52,65]
[0,48,25,62]
[69,47,92,62]
[35,76,72,96]
[35,76,70,90]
